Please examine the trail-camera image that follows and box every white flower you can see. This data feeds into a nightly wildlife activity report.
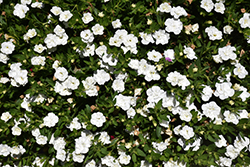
[36,135,48,145]
[31,2,43,9]
[200,0,214,12]
[21,0,31,5]
[215,135,227,148]
[53,137,66,151]
[112,19,122,29]
[12,125,22,136]
[80,29,94,43]
[0,77,9,84]
[0,144,11,156]
[214,82,235,100]
[140,160,152,167]
[26,28,37,39]
[139,32,154,45]
[115,94,134,111]
[201,101,221,120]
[191,23,199,33]
[179,110,192,122]
[201,85,213,101]
[0,53,9,64]
[126,108,136,119]
[54,67,68,81]
[90,112,106,127]
[13,4,29,19]
[157,2,171,13]
[147,50,163,62]
[205,26,222,40]
[118,153,131,165]
[50,6,62,16]
[56,149,66,161]
[64,76,80,90]
[179,125,194,140]
[223,25,233,34]
[153,29,170,45]
[92,24,104,35]
[146,86,166,104]
[82,12,94,24]
[1,41,15,55]
[67,117,81,131]
[214,2,225,14]
[233,63,248,79]
[225,145,240,159]
[183,46,197,60]
[31,128,40,137]
[31,56,46,66]
[239,13,250,28]
[98,131,111,145]
[85,159,96,167]
[59,10,73,22]
[223,110,239,125]
[170,6,187,19]
[112,79,125,93]
[43,112,59,128]
[163,49,175,61]
[72,151,85,163]
[34,44,46,53]
[165,18,183,35]
[93,69,110,85]
[218,45,237,61]
[1,112,12,122]
[54,25,65,37]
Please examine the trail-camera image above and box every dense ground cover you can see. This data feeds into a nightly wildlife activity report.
[1,0,250,166]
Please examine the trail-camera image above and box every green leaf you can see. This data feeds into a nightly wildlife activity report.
[156,126,161,138]
[136,148,146,157]
[132,154,137,162]
[208,135,216,142]
[177,145,182,152]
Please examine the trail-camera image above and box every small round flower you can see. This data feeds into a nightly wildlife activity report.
[43,113,59,128]
[12,125,22,136]
[112,19,122,29]
[59,10,73,22]
[1,112,12,122]
[50,6,62,16]
[82,12,94,24]
[92,24,104,35]
[1,41,15,55]
[36,135,48,145]
[54,67,68,81]
[90,112,106,127]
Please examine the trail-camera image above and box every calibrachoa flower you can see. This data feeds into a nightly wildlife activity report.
[43,113,59,128]
[90,112,106,127]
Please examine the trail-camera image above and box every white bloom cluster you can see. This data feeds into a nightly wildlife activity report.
[239,13,250,28]
[43,112,59,128]
[152,141,169,154]
[165,18,183,35]
[233,63,248,79]
[1,41,15,55]
[80,29,94,43]
[118,152,131,165]
[44,25,69,49]
[96,131,111,145]
[147,50,163,62]
[109,29,138,54]
[13,3,29,19]
[82,76,98,97]
[54,66,80,96]
[128,59,160,82]
[212,45,237,63]
[34,44,47,53]
[152,29,170,45]
[112,73,127,93]
[200,0,225,14]
[174,125,195,140]
[101,155,121,167]
[92,23,104,35]
[214,82,235,100]
[146,86,166,104]
[82,12,94,24]
[157,2,187,19]
[201,101,221,120]
[75,131,93,154]
[112,19,122,29]
[67,117,82,131]
[183,46,197,60]
[205,26,223,40]
[59,10,73,22]
[236,85,250,102]
[90,112,106,127]
[1,112,12,122]
[157,2,171,13]
[8,62,28,87]
[139,32,155,45]
[31,2,43,9]
[178,136,202,151]
[223,110,239,125]
[163,159,186,167]
[223,25,234,34]
[23,28,37,42]
[201,85,213,101]
[31,56,46,66]
[166,71,190,90]
[164,49,175,61]
[114,94,136,111]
